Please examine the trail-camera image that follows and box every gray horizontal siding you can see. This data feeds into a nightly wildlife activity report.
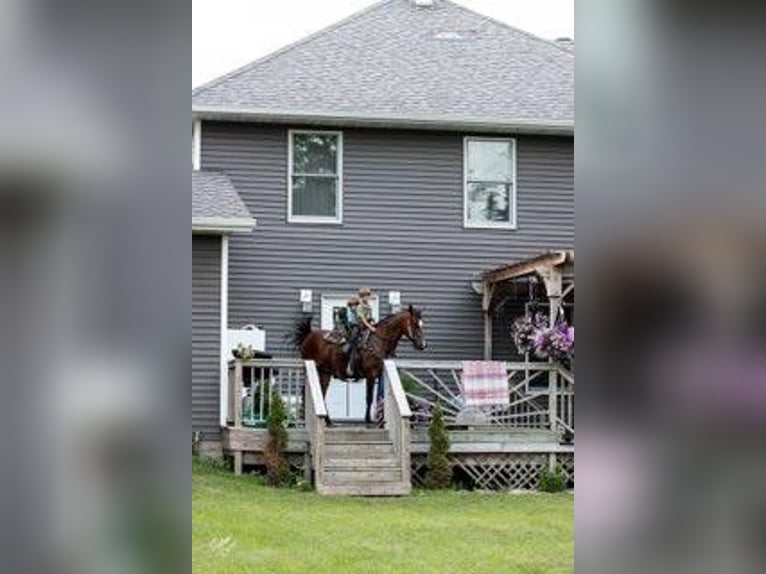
[192,235,221,439]
[202,122,573,360]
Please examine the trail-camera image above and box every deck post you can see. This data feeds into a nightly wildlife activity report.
[233,451,243,475]
[233,359,243,428]
[542,266,562,463]
[482,283,494,360]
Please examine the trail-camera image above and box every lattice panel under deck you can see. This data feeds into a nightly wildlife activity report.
[558,453,574,487]
[412,453,574,491]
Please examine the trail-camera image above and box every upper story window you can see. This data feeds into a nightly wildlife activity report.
[288,130,343,223]
[192,119,201,170]
[464,137,517,229]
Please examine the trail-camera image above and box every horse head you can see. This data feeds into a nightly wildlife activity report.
[405,304,427,351]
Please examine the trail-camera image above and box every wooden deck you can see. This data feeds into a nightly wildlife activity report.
[223,358,574,492]
[223,427,572,456]
[223,426,573,490]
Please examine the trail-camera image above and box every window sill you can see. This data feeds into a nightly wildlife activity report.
[463,222,517,230]
[288,216,343,225]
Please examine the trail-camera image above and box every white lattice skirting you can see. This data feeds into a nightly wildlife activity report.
[413,452,574,490]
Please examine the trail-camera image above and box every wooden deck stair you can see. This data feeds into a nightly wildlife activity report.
[318,428,411,496]
[305,360,413,497]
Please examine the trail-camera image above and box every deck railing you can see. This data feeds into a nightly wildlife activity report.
[304,360,327,487]
[227,359,306,428]
[382,360,413,484]
[394,360,573,435]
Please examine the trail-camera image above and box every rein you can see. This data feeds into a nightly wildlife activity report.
[364,314,413,359]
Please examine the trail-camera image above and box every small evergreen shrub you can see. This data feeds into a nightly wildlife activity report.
[538,463,565,493]
[424,404,452,489]
[192,455,230,474]
[264,389,292,487]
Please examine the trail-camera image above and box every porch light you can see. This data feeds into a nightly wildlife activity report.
[300,289,313,313]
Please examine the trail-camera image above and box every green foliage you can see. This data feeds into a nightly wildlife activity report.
[292,476,313,492]
[424,404,452,489]
[264,389,292,487]
[538,463,566,493]
[233,343,258,360]
[192,455,230,474]
[399,372,421,394]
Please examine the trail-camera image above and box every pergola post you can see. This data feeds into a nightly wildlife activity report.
[539,265,562,471]
[482,283,494,360]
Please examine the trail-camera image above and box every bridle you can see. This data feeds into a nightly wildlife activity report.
[403,314,425,348]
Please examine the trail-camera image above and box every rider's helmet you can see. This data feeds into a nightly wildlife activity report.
[357,286,372,298]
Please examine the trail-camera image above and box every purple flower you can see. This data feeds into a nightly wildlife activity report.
[511,314,574,365]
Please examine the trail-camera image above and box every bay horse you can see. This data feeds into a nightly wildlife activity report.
[290,305,427,425]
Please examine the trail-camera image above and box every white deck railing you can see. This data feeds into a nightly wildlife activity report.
[394,360,573,435]
[227,359,306,428]
[383,360,412,484]
[304,360,327,487]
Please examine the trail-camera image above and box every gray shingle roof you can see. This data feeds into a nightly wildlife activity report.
[192,0,573,133]
[192,171,254,231]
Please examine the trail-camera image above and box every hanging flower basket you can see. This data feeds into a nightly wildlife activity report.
[511,312,574,367]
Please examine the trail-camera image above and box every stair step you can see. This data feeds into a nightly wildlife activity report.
[324,457,400,470]
[317,482,411,496]
[324,443,396,457]
[323,468,403,484]
[326,429,389,442]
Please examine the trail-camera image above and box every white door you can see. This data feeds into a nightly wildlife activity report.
[320,294,379,421]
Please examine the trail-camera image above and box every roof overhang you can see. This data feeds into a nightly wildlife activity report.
[192,216,256,234]
[192,106,574,136]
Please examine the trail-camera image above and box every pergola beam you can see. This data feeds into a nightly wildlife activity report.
[479,250,573,360]
[481,250,572,287]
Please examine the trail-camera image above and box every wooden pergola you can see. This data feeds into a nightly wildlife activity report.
[478,250,575,359]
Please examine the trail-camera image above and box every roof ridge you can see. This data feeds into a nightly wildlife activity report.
[193,0,393,97]
[442,0,574,58]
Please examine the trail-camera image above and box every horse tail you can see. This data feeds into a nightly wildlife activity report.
[289,315,313,350]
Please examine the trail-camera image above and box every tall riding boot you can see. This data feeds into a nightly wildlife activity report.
[346,348,356,378]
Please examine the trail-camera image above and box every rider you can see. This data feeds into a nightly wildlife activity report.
[346,287,376,378]
[342,296,359,348]
[357,287,377,335]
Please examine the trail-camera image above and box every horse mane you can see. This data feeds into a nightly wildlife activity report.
[377,306,421,328]
[375,313,399,327]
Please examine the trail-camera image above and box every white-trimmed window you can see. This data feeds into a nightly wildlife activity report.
[463,137,517,229]
[288,130,343,223]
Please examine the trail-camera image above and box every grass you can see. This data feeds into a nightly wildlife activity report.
[192,461,573,574]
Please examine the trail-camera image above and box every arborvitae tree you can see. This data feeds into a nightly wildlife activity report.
[538,463,565,493]
[264,390,292,487]
[424,404,452,489]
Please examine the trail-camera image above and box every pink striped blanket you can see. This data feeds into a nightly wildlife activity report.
[461,361,509,407]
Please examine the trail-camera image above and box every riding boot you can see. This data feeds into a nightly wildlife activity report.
[346,349,355,378]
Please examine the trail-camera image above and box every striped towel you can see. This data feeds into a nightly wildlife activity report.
[461,361,509,407]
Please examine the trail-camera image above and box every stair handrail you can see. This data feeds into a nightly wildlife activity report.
[383,359,412,486]
[304,360,327,486]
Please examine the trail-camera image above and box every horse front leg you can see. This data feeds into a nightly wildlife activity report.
[319,372,333,427]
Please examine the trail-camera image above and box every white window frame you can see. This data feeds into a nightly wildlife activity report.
[288,129,343,224]
[463,136,517,230]
[192,119,201,171]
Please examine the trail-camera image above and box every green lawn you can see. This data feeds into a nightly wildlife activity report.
[193,462,573,574]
